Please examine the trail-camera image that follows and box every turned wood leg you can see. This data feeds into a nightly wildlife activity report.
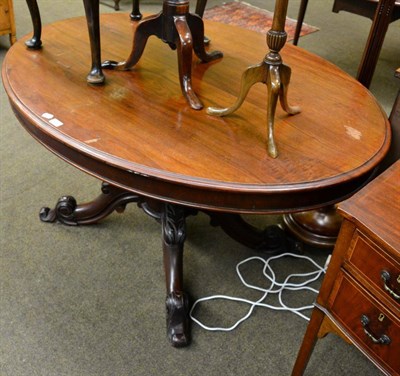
[82,0,105,84]
[39,182,140,225]
[283,205,342,248]
[25,0,42,49]
[162,203,190,347]
[131,0,142,20]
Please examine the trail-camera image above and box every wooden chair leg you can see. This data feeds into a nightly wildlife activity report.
[25,0,42,48]
[293,0,308,45]
[131,0,142,20]
[357,0,396,88]
[6,0,17,45]
[82,0,105,84]
[195,0,207,17]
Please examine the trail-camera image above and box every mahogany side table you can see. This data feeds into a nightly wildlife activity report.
[2,13,391,348]
[292,160,400,376]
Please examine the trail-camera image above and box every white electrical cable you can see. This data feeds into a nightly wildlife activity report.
[190,252,331,331]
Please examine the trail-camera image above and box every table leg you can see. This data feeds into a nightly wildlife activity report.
[40,184,192,346]
[37,180,301,347]
[283,206,342,248]
[208,213,302,254]
[25,0,42,49]
[291,307,326,376]
[103,12,162,72]
[82,0,105,84]
[39,182,140,225]
[162,203,191,347]
[292,0,309,46]
[25,0,104,84]
[38,184,298,345]
[131,0,142,20]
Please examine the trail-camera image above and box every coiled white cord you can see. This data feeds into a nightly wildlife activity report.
[190,252,331,331]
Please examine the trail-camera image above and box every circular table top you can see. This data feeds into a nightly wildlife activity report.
[2,13,391,213]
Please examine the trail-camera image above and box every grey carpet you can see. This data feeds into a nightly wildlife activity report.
[2,0,398,375]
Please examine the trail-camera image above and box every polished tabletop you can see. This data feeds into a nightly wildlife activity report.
[2,13,391,213]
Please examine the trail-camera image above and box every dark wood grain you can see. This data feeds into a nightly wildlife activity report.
[292,161,400,376]
[338,162,400,254]
[328,272,400,374]
[2,13,391,213]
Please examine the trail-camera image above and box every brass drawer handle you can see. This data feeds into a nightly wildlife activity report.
[380,270,400,300]
[360,315,391,345]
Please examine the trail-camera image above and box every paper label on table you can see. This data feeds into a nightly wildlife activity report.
[49,118,64,127]
[41,113,54,119]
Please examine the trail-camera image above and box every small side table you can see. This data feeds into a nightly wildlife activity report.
[0,0,16,45]
[292,161,400,376]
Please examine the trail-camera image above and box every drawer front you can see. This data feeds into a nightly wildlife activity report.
[329,272,400,375]
[346,230,400,308]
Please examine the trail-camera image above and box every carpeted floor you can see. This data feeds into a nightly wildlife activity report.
[1,1,398,375]
[203,1,318,40]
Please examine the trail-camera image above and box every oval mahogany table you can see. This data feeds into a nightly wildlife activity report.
[2,13,391,347]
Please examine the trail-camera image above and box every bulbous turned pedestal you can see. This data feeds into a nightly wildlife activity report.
[283,205,343,248]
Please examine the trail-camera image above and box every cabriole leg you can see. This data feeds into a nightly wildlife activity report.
[25,0,42,49]
[82,0,105,84]
[162,203,190,347]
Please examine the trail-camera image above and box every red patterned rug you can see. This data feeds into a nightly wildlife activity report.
[203,1,319,41]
